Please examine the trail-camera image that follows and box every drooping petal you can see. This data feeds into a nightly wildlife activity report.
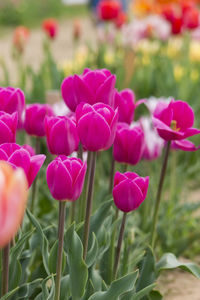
[28,155,46,187]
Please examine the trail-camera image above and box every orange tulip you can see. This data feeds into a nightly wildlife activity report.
[13,26,30,53]
[0,162,28,248]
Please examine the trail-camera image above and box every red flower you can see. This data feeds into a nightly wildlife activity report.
[42,18,58,39]
[115,11,127,28]
[171,17,183,35]
[183,8,199,30]
[98,0,121,21]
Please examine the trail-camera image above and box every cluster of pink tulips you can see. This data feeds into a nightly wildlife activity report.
[0,68,200,299]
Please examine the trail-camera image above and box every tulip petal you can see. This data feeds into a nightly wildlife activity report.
[61,76,79,112]
[9,149,31,177]
[172,100,194,130]
[96,75,116,106]
[172,140,200,151]
[72,162,87,201]
[0,121,15,144]
[113,171,127,187]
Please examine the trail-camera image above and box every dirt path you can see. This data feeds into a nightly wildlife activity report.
[0,17,200,300]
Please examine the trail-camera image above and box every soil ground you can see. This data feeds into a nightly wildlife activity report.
[0,17,200,300]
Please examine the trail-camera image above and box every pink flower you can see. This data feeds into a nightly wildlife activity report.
[0,112,18,144]
[76,102,118,152]
[22,144,35,156]
[0,143,46,187]
[113,171,149,212]
[114,89,135,124]
[113,122,144,165]
[0,87,25,128]
[24,103,55,137]
[153,100,200,141]
[171,140,200,152]
[140,117,164,160]
[45,115,79,155]
[61,68,116,111]
[46,156,87,201]
[0,162,28,248]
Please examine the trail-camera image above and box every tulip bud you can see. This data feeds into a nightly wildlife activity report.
[13,26,30,53]
[98,0,121,21]
[45,115,79,156]
[0,87,25,128]
[113,171,149,212]
[24,103,55,137]
[0,162,28,248]
[46,156,87,201]
[61,68,116,111]
[0,143,46,187]
[113,122,144,165]
[0,112,18,144]
[42,18,58,39]
[76,102,118,152]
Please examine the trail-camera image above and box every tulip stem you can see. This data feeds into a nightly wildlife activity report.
[83,151,97,260]
[109,153,115,194]
[54,201,66,300]
[78,143,83,161]
[70,202,76,224]
[113,212,127,280]
[150,141,171,249]
[30,137,40,214]
[1,243,10,297]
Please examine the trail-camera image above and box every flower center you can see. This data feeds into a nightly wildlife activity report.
[170,120,180,131]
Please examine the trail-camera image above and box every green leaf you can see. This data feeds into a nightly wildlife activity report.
[26,209,49,275]
[132,284,156,300]
[86,233,99,268]
[156,253,200,278]
[48,240,66,274]
[136,247,156,292]
[10,230,33,259]
[65,223,88,299]
[60,275,71,300]
[148,290,163,300]
[88,271,139,300]
[0,287,19,300]
[9,259,22,291]
[41,274,55,300]
[15,278,43,299]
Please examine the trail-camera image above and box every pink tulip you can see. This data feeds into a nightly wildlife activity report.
[171,139,200,152]
[61,68,116,111]
[0,112,18,144]
[113,171,149,212]
[0,143,46,187]
[0,87,25,128]
[76,102,118,152]
[114,89,135,124]
[46,156,87,201]
[22,144,36,156]
[45,115,79,155]
[113,122,144,165]
[0,162,28,248]
[24,103,55,137]
[153,100,200,141]
[140,117,164,160]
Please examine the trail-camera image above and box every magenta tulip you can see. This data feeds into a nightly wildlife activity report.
[113,122,144,165]
[0,112,18,144]
[45,115,79,155]
[0,87,25,128]
[153,100,200,141]
[61,68,116,111]
[22,144,36,156]
[0,143,46,187]
[76,102,118,152]
[113,171,149,212]
[171,139,200,152]
[114,89,136,124]
[24,103,55,137]
[46,156,87,201]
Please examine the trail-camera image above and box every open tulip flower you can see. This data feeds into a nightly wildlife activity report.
[46,156,87,201]
[42,18,58,39]
[153,100,200,141]
[0,87,25,128]
[24,103,55,137]
[113,122,144,165]
[0,112,18,144]
[113,171,149,212]
[0,143,46,187]
[76,102,118,152]
[0,162,28,248]
[61,68,116,111]
[45,115,79,155]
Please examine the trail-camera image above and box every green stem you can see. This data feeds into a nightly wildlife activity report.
[70,202,76,224]
[109,152,115,194]
[150,141,171,249]
[113,212,127,280]
[83,151,97,260]
[54,201,66,300]
[1,243,10,297]
[78,143,83,161]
